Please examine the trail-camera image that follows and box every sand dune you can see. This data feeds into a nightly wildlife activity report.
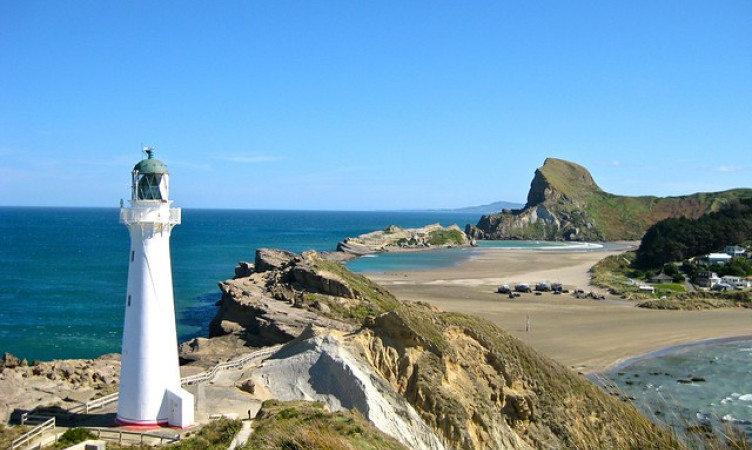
[366,248,752,374]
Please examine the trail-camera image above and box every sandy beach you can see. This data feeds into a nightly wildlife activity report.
[366,247,752,374]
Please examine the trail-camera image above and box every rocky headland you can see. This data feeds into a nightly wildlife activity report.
[466,157,752,241]
[336,223,474,257]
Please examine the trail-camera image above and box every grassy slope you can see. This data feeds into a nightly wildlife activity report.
[304,257,401,323]
[243,400,408,450]
[541,158,752,240]
[367,303,681,449]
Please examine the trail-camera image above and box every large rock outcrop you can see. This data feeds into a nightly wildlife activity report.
[337,224,474,256]
[466,157,752,241]
[209,248,400,345]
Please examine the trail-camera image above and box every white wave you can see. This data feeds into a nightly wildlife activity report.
[361,254,378,258]
[722,414,751,424]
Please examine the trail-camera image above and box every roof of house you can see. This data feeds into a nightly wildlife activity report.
[651,273,674,281]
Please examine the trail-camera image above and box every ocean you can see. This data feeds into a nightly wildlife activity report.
[606,338,752,439]
[0,207,479,361]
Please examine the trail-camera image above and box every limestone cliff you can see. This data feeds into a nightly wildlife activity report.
[466,157,752,241]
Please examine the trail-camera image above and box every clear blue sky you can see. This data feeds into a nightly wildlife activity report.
[1,1,750,210]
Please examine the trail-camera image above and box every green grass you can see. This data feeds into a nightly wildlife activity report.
[307,258,400,324]
[50,428,97,449]
[105,418,242,450]
[638,291,752,310]
[0,424,29,450]
[243,400,408,450]
[654,283,687,294]
[427,229,465,246]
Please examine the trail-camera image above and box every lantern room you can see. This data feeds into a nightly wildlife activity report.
[131,148,169,201]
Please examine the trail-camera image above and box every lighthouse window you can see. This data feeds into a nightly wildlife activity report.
[127,295,131,307]
[131,250,134,262]
[137,173,163,200]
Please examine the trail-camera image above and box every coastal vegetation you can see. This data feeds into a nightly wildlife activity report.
[468,158,752,241]
[243,400,408,449]
[102,417,242,450]
[427,228,467,246]
[306,257,401,323]
[51,428,96,449]
[591,251,752,309]
[635,198,752,268]
[0,423,27,449]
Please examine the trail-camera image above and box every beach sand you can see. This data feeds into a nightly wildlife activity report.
[366,248,752,374]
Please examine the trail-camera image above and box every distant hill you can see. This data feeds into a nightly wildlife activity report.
[467,158,752,241]
[413,201,524,215]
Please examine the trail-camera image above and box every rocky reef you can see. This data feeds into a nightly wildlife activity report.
[207,248,678,449]
[466,157,752,241]
[337,223,474,256]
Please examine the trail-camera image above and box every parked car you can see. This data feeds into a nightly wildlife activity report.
[515,283,532,293]
[496,284,511,294]
[535,282,551,292]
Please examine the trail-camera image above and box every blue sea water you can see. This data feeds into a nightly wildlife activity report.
[0,207,479,361]
[607,338,752,439]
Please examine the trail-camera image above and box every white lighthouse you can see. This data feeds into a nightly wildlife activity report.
[117,148,194,428]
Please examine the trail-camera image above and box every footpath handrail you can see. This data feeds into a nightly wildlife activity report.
[67,391,120,415]
[88,427,180,445]
[180,345,281,386]
[10,416,55,450]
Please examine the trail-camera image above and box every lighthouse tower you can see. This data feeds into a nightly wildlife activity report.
[117,149,194,428]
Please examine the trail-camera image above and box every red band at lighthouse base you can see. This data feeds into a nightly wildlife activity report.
[115,416,168,428]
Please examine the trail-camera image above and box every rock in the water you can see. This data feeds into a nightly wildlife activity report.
[337,224,473,256]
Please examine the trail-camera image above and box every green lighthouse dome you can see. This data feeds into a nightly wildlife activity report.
[133,148,168,174]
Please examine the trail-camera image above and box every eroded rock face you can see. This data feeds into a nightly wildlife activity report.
[253,327,446,450]
[208,249,398,346]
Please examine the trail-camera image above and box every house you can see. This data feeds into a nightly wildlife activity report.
[649,272,675,284]
[638,285,655,294]
[699,253,733,265]
[695,271,721,288]
[725,245,747,258]
[721,275,749,289]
